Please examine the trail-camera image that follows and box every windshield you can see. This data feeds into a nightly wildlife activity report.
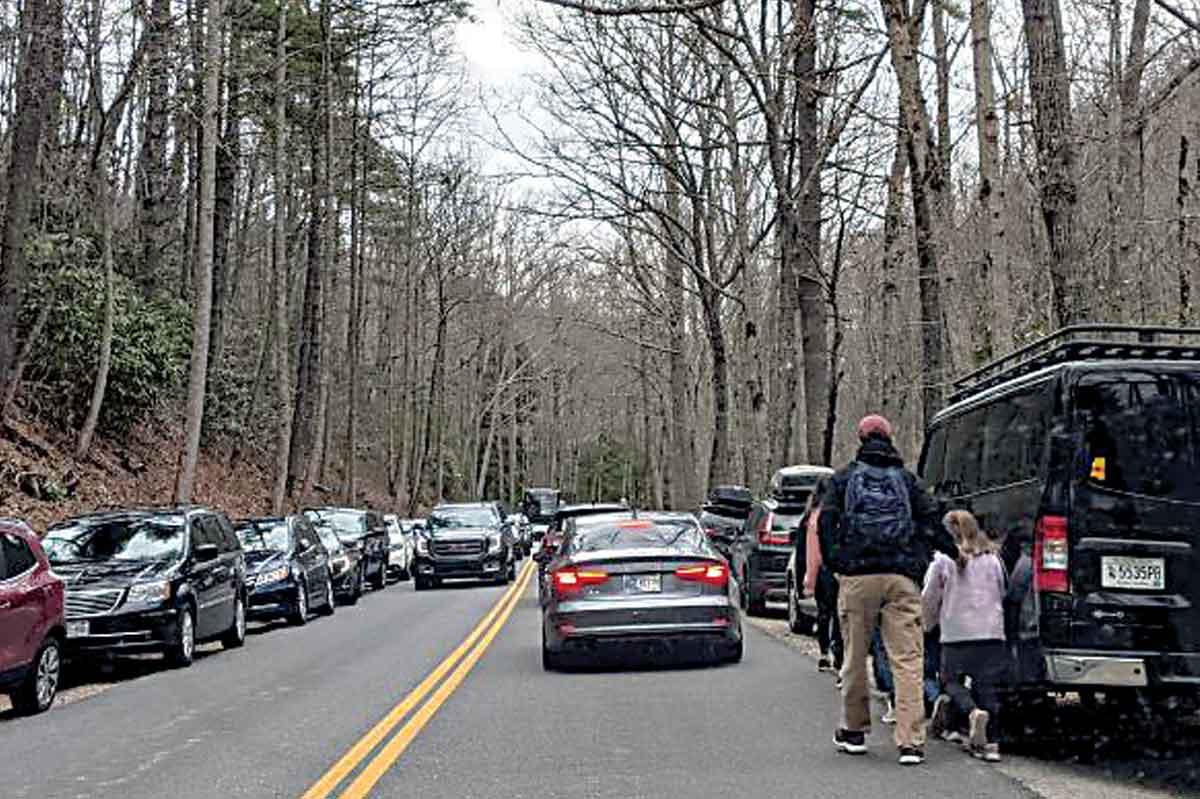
[1076,370,1200,500]
[236,523,290,553]
[524,491,558,520]
[316,526,343,554]
[569,521,704,553]
[430,507,495,529]
[44,516,186,563]
[310,510,367,540]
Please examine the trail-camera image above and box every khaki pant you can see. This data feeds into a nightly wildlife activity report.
[838,573,926,750]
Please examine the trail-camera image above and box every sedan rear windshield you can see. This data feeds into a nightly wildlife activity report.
[237,523,289,553]
[44,516,186,563]
[1076,370,1200,500]
[570,521,705,553]
[430,508,495,528]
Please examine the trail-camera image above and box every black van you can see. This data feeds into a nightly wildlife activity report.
[699,485,753,562]
[920,326,1200,708]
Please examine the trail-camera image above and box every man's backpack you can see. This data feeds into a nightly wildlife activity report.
[841,463,915,557]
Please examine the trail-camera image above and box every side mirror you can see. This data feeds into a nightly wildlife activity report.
[194,543,219,562]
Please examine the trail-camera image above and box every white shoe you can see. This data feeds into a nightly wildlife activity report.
[881,699,896,726]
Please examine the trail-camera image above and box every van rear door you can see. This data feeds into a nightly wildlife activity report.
[1071,367,1200,657]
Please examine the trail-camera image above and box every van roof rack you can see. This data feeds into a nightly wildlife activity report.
[949,324,1200,404]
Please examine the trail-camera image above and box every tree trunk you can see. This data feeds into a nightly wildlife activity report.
[270,0,291,513]
[175,0,224,503]
[879,124,909,422]
[135,0,174,299]
[208,18,243,385]
[75,167,116,458]
[0,0,65,412]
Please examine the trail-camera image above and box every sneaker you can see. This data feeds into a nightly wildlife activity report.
[835,675,844,691]
[941,730,966,745]
[928,694,952,739]
[881,698,896,726]
[973,743,1002,763]
[968,708,990,751]
[818,657,834,673]
[833,729,868,755]
[898,747,925,766]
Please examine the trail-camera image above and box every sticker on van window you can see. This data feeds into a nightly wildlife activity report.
[1090,457,1107,481]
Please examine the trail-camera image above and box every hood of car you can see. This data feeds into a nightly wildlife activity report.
[54,558,176,588]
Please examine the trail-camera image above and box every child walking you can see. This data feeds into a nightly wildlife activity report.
[922,510,1009,762]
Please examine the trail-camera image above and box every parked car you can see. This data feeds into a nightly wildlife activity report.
[43,507,247,667]
[921,325,1200,713]
[540,513,742,670]
[235,516,335,625]
[699,485,753,562]
[413,503,516,589]
[383,514,413,582]
[732,466,831,616]
[305,508,389,592]
[314,523,365,605]
[0,519,65,715]
[522,487,561,543]
[784,515,819,635]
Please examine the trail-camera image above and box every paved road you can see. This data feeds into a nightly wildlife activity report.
[0,559,1175,799]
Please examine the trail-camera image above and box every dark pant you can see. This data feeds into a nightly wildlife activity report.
[941,639,1010,742]
[815,568,842,667]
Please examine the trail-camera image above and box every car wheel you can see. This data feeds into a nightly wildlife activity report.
[397,558,411,582]
[723,637,744,665]
[290,581,309,626]
[542,634,564,672]
[317,576,336,616]
[12,637,62,715]
[371,557,388,591]
[414,575,428,591]
[787,579,812,634]
[222,594,247,649]
[345,566,363,606]
[167,606,196,667]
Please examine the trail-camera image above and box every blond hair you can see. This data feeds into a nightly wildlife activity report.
[944,510,998,559]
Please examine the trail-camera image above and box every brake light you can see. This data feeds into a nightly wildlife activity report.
[1034,515,1070,593]
[552,567,609,595]
[676,562,729,588]
[758,512,789,546]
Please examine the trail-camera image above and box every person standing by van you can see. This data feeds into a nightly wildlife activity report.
[820,414,959,766]
[923,510,1009,762]
[802,478,841,675]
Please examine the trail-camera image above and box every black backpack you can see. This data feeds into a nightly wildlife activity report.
[838,463,915,560]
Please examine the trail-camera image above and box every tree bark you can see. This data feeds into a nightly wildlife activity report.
[208,17,243,385]
[270,0,291,513]
[136,0,175,299]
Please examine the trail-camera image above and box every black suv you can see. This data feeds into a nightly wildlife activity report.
[414,503,516,589]
[43,507,247,667]
[235,515,335,625]
[922,325,1200,711]
[732,467,830,616]
[305,508,389,592]
[699,485,753,562]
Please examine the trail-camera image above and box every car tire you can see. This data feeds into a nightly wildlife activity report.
[396,559,411,582]
[166,606,197,667]
[290,581,309,626]
[317,576,336,616]
[11,636,62,715]
[542,637,564,672]
[371,557,388,591]
[787,579,814,635]
[721,637,744,665]
[222,593,247,649]
[742,571,766,616]
[414,575,429,591]
[345,566,364,606]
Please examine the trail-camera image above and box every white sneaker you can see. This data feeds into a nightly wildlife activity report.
[881,698,896,726]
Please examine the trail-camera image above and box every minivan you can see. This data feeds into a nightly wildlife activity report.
[921,325,1200,711]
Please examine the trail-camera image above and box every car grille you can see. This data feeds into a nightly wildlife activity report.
[432,539,485,557]
[65,588,124,618]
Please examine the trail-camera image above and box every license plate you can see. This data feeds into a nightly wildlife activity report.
[625,574,661,594]
[66,620,89,638]
[1101,556,1166,590]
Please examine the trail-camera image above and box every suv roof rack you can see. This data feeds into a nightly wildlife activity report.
[949,324,1200,405]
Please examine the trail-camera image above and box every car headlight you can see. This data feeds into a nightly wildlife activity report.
[416,536,430,556]
[254,565,290,586]
[126,580,171,607]
[488,535,502,553]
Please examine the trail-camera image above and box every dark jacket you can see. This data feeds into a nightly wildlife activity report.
[818,435,958,584]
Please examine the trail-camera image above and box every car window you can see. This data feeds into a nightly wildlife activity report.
[1076,370,1200,500]
[569,521,705,553]
[316,525,342,553]
[295,518,317,551]
[215,515,239,552]
[983,384,1051,488]
[236,522,290,553]
[1,532,36,578]
[311,510,368,540]
[920,424,948,488]
[942,406,987,495]
[194,516,223,550]
[44,516,186,563]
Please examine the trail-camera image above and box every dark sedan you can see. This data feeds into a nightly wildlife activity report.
[235,516,335,625]
[540,515,743,670]
[315,524,365,605]
[305,508,389,593]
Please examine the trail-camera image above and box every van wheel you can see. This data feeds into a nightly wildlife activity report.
[371,558,388,591]
[317,576,336,616]
[345,566,364,606]
[221,594,247,649]
[11,637,61,715]
[166,607,196,667]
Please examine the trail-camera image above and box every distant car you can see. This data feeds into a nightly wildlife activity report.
[383,515,413,582]
[314,523,365,605]
[540,514,743,670]
[522,488,560,543]
[413,503,516,589]
[43,507,247,667]
[0,519,65,715]
[235,516,335,625]
[305,508,389,592]
[699,485,753,562]
[732,466,831,616]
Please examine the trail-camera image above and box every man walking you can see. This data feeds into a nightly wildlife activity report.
[819,414,958,766]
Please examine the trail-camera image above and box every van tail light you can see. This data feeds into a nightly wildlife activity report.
[1034,515,1070,594]
[757,512,789,546]
[552,567,608,595]
[676,562,729,588]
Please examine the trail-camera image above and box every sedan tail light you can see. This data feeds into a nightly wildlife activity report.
[757,512,789,546]
[676,562,729,588]
[552,567,609,595]
[1034,514,1070,594]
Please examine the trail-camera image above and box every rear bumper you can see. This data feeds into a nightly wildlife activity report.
[544,598,741,653]
[1044,649,1200,689]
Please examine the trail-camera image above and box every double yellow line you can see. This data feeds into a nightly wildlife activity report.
[301,560,535,799]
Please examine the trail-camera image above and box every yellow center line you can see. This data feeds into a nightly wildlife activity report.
[301,560,534,799]
[337,560,536,799]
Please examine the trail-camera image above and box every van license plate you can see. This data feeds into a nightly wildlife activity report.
[66,621,89,638]
[1101,557,1165,590]
[625,574,661,594]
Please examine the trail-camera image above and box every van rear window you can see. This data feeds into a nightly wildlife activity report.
[1076,371,1200,500]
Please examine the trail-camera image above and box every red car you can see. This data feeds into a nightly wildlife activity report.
[0,519,65,715]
